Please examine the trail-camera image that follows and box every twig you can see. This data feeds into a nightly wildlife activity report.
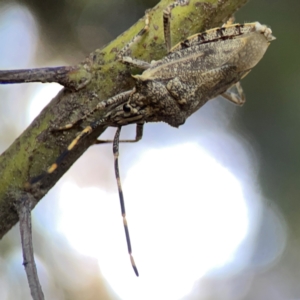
[15,194,45,300]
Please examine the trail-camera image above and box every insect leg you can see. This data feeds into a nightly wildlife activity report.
[95,123,144,144]
[221,82,246,106]
[163,0,190,52]
[117,13,151,70]
[113,127,139,276]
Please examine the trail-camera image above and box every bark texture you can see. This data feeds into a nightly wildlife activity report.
[0,0,248,239]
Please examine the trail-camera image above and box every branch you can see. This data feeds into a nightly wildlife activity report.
[0,0,248,238]
[15,193,45,300]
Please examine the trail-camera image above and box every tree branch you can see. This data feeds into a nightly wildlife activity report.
[0,0,248,238]
[15,193,45,300]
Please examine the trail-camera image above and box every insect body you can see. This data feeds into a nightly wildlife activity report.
[69,21,275,135]
[1,0,275,277]
[109,22,274,129]
[43,19,274,276]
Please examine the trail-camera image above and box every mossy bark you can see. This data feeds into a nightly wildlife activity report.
[0,0,248,239]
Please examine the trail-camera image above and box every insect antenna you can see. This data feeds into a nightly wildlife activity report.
[113,126,139,276]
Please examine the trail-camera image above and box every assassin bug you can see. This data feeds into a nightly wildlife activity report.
[1,0,275,276]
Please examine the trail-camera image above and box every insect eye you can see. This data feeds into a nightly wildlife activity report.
[123,103,132,112]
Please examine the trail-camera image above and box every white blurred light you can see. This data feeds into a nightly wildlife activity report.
[28,84,62,123]
[57,143,248,300]
[0,4,38,69]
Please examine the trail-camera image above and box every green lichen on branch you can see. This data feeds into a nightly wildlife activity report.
[0,0,248,239]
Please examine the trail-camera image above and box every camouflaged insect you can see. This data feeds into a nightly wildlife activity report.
[106,22,275,129]
[0,0,275,277]
[44,15,275,276]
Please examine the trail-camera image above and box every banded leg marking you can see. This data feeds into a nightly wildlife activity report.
[113,127,139,276]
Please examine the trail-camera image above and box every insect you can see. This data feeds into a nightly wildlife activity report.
[1,0,275,276]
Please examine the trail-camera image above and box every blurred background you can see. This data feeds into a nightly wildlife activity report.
[0,0,299,299]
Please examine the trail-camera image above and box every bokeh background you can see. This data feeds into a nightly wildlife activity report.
[0,0,299,299]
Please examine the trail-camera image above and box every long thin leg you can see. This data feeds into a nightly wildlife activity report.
[95,123,144,144]
[221,81,246,106]
[16,194,45,300]
[28,123,140,276]
[163,0,190,52]
[118,0,190,67]
[117,13,151,70]
[113,127,139,276]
